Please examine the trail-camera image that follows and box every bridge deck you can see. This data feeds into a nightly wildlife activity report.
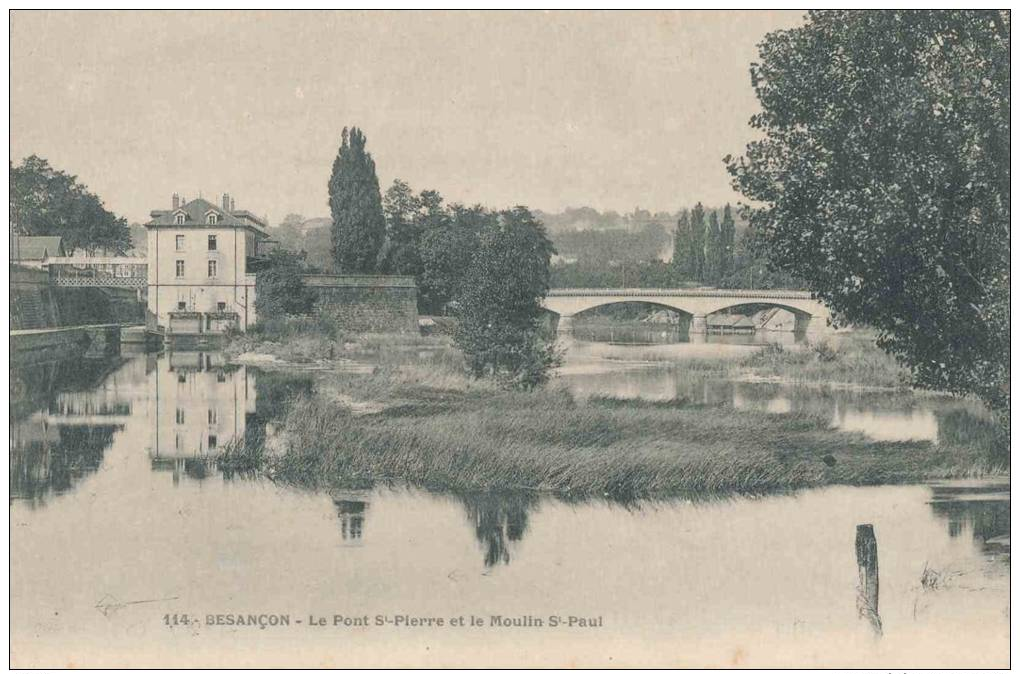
[547,287,815,299]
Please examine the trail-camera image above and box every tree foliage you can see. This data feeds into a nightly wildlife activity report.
[254,248,316,317]
[10,155,131,255]
[379,179,423,276]
[454,207,560,389]
[720,204,736,278]
[730,10,1007,418]
[687,202,706,282]
[726,10,1009,419]
[704,210,724,285]
[328,127,386,272]
[671,210,692,280]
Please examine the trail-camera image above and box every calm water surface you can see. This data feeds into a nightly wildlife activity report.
[9,345,1009,668]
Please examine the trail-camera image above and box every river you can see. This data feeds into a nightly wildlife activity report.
[9,339,1009,668]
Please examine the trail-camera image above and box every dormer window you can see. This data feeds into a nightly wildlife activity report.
[206,212,219,225]
[174,212,186,225]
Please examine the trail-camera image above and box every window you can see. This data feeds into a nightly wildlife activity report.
[176,408,185,424]
[206,213,218,225]
[208,234,217,251]
[216,372,226,383]
[175,234,185,250]
[177,301,186,310]
[217,301,226,311]
[177,373,186,384]
[207,260,217,278]
[176,260,185,278]
[175,213,185,225]
[208,409,217,425]
[208,435,218,450]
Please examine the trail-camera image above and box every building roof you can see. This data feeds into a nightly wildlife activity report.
[11,235,64,261]
[146,198,268,236]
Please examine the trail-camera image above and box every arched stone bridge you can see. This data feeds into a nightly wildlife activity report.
[541,288,833,336]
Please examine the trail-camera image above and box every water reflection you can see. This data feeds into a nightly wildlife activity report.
[570,322,802,346]
[459,493,536,567]
[150,351,254,480]
[10,356,143,505]
[9,352,1010,666]
[333,495,370,543]
[561,356,997,446]
[928,481,1010,558]
[10,425,117,506]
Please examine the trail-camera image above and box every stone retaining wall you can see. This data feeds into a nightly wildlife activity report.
[302,275,418,334]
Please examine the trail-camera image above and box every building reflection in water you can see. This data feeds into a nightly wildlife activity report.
[459,493,535,567]
[332,492,370,544]
[149,351,256,485]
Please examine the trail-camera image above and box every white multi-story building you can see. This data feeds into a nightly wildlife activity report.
[145,193,269,333]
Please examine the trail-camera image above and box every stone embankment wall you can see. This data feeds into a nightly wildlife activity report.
[302,275,418,334]
[10,267,60,330]
[11,324,121,365]
[11,266,144,329]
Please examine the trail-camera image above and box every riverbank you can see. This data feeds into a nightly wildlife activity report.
[223,327,1007,498]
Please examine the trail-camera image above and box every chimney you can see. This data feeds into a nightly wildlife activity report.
[222,193,230,211]
[172,192,180,209]
[230,197,236,212]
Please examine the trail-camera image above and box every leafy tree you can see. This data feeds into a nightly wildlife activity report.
[380,179,423,275]
[254,248,316,317]
[454,207,559,389]
[415,193,470,314]
[688,202,706,282]
[301,226,333,273]
[726,10,1009,421]
[671,210,691,280]
[720,203,736,278]
[704,210,723,285]
[10,155,131,255]
[328,127,386,272]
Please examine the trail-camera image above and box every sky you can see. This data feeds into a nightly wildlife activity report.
[10,10,805,225]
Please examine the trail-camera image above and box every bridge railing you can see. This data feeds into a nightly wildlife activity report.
[546,287,815,300]
[48,257,148,289]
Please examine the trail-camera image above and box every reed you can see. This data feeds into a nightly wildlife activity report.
[259,379,1005,498]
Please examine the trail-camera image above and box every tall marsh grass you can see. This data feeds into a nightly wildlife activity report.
[738,335,911,388]
[258,380,1005,498]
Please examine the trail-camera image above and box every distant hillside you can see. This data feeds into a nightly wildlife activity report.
[128,223,147,256]
[269,214,333,271]
[534,205,748,235]
[539,206,748,265]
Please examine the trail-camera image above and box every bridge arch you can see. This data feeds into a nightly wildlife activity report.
[541,288,832,336]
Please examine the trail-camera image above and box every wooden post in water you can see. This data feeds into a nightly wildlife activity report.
[855,523,882,635]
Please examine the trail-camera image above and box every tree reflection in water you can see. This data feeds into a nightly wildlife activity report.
[10,424,118,506]
[459,493,537,567]
[928,483,1010,558]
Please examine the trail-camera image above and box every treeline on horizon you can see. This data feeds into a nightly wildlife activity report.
[272,202,804,291]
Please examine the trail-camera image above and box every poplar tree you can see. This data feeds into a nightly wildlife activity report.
[704,210,723,285]
[671,210,691,280]
[720,203,736,278]
[688,202,706,282]
[328,127,386,272]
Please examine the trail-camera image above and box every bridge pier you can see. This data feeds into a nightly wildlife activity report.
[799,314,830,337]
[556,315,574,336]
[689,314,708,334]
